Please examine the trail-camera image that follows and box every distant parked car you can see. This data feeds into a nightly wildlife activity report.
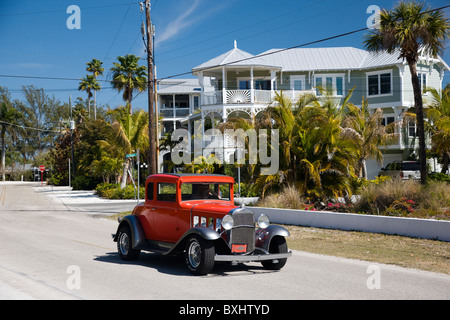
[378,161,420,180]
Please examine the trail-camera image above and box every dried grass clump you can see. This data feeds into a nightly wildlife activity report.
[256,185,305,209]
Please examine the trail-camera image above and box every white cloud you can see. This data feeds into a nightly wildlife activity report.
[155,0,202,47]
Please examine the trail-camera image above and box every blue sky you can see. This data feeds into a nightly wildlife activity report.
[1,0,449,111]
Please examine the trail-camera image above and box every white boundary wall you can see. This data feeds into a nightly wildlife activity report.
[249,207,450,242]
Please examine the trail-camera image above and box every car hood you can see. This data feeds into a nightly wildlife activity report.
[187,201,239,215]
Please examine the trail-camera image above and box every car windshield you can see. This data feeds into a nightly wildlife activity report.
[181,183,231,201]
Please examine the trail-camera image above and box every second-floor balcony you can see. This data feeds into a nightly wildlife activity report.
[202,89,316,106]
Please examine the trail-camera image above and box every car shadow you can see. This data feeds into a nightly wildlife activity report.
[94,252,278,277]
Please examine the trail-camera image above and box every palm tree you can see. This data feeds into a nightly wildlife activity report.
[426,87,450,173]
[108,106,149,188]
[86,59,104,120]
[78,75,100,118]
[254,91,356,200]
[364,1,449,184]
[110,54,147,115]
[342,99,398,179]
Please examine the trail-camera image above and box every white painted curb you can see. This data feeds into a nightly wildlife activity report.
[249,206,450,242]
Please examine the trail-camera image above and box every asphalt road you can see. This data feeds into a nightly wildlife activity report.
[0,182,449,300]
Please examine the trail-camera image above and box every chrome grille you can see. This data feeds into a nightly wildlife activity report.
[230,209,255,253]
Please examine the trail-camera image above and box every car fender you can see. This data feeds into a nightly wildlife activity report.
[255,225,290,253]
[114,215,146,250]
[167,227,225,255]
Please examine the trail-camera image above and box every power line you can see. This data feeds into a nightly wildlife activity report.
[157,4,450,81]
[0,120,61,134]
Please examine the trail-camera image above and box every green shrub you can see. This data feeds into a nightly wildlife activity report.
[428,172,450,183]
[72,175,101,190]
[96,183,144,199]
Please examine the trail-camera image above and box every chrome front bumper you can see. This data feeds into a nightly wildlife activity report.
[214,251,292,262]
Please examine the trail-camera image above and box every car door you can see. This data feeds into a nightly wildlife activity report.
[152,182,180,243]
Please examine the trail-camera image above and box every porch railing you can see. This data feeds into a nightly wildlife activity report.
[201,89,316,106]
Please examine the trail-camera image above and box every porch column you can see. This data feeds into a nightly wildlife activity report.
[270,70,276,101]
[222,67,227,104]
[250,66,254,103]
[198,71,204,106]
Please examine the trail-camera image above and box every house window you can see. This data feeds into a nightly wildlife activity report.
[193,96,199,110]
[418,72,427,93]
[315,77,322,95]
[408,121,417,137]
[238,78,271,90]
[290,75,306,91]
[381,116,395,126]
[367,70,392,96]
[314,74,344,96]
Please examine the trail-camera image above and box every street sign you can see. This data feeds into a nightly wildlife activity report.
[39,165,45,187]
[126,153,137,158]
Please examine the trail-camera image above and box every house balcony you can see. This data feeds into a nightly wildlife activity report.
[201,89,316,106]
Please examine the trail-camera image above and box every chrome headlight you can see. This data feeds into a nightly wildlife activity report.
[257,214,270,229]
[222,214,234,230]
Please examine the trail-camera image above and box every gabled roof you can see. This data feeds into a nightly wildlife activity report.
[192,42,281,73]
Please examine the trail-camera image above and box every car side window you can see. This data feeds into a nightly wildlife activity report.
[157,183,176,202]
[146,182,153,201]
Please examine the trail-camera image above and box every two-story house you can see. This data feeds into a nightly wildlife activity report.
[157,42,449,178]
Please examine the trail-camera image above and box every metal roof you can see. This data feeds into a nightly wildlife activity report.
[192,42,281,73]
[157,78,213,94]
[192,46,449,73]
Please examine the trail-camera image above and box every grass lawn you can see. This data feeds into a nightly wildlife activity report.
[285,225,450,275]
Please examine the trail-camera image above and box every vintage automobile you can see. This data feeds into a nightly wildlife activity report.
[112,173,292,275]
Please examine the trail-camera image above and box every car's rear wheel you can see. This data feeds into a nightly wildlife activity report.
[185,236,215,275]
[261,236,288,270]
[117,225,141,261]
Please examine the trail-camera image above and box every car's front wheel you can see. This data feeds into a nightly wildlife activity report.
[185,236,215,275]
[117,225,141,261]
[261,236,288,270]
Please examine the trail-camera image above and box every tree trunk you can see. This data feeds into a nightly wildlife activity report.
[407,60,427,184]
[120,158,130,189]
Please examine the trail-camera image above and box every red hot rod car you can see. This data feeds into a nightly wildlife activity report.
[112,174,291,275]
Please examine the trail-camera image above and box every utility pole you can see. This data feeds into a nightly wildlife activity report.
[144,0,157,175]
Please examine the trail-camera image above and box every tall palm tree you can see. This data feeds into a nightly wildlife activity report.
[364,1,449,184]
[86,59,104,120]
[78,75,100,118]
[108,106,149,188]
[110,54,147,115]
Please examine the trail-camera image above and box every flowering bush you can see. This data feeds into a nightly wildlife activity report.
[325,202,351,212]
[385,197,416,216]
[300,203,316,211]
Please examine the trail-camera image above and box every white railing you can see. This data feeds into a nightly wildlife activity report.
[201,89,316,106]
